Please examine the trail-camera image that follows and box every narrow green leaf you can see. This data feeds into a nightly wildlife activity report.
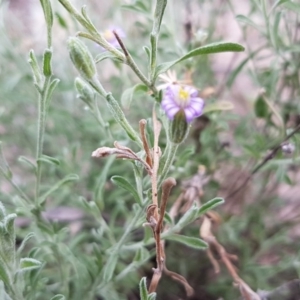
[18,156,36,171]
[155,42,244,77]
[55,12,68,29]
[102,252,118,282]
[28,50,42,86]
[236,15,264,33]
[176,146,195,166]
[80,6,98,32]
[0,281,12,300]
[121,1,150,14]
[139,277,148,300]
[19,258,42,272]
[121,84,148,109]
[4,213,17,238]
[143,46,151,61]
[152,0,167,35]
[111,175,142,205]
[95,52,118,64]
[39,174,79,205]
[92,243,103,269]
[57,243,83,277]
[165,234,208,249]
[0,262,11,290]
[17,232,35,256]
[50,295,65,300]
[94,156,115,210]
[40,0,53,29]
[133,247,150,263]
[270,12,282,50]
[283,1,300,13]
[173,202,199,230]
[164,211,173,224]
[226,46,261,88]
[255,96,269,119]
[46,78,60,106]
[270,0,290,14]
[148,293,157,300]
[203,101,234,113]
[133,248,143,262]
[37,155,60,166]
[176,42,244,61]
[197,197,224,216]
[0,202,6,220]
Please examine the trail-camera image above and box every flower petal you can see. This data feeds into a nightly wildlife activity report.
[166,106,180,120]
[184,107,199,122]
[161,84,204,122]
[185,86,198,97]
[189,97,204,115]
[162,98,179,111]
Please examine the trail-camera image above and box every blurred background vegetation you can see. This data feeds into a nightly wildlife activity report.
[0,0,300,299]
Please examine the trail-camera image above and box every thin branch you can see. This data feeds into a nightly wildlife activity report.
[200,216,260,300]
[113,30,129,56]
[226,122,300,199]
[148,178,176,294]
[112,30,156,93]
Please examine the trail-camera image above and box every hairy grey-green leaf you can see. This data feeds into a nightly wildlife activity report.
[164,234,208,249]
[139,277,148,300]
[111,175,142,205]
[197,198,224,216]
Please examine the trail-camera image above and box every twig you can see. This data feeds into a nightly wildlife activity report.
[148,178,176,294]
[200,216,260,300]
[112,30,157,93]
[226,123,300,199]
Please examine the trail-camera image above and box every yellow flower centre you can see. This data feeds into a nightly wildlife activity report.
[103,30,114,40]
[178,87,189,104]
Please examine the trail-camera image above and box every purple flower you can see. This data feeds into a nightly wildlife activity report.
[161,84,205,123]
[102,27,126,48]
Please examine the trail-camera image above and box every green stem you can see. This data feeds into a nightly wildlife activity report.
[58,0,125,60]
[93,100,114,142]
[89,79,143,147]
[115,207,143,249]
[77,31,125,62]
[0,169,30,203]
[58,0,157,94]
[125,53,157,93]
[149,33,157,82]
[0,144,30,203]
[58,0,90,29]
[149,0,167,83]
[91,207,144,295]
[35,76,51,205]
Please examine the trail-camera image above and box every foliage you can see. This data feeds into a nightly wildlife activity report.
[0,0,299,299]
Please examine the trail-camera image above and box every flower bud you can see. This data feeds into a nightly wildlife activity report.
[169,109,189,144]
[281,142,295,155]
[43,48,52,77]
[67,37,97,81]
[75,77,95,107]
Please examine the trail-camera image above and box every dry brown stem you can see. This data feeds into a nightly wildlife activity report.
[148,178,176,294]
[92,141,152,175]
[164,266,194,297]
[151,108,161,219]
[148,176,195,296]
[139,119,153,168]
[200,216,261,300]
